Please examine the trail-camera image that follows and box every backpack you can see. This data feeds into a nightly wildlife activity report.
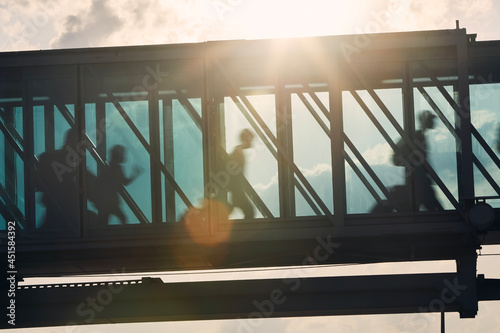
[392,137,410,167]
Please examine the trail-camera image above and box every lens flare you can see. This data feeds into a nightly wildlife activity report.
[183,199,231,247]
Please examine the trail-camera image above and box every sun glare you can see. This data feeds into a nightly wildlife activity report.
[234,1,368,40]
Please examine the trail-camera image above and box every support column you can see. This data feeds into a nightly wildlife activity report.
[277,74,295,218]
[456,31,474,206]
[22,73,36,230]
[456,248,478,318]
[403,62,417,211]
[331,52,345,226]
[163,98,176,223]
[149,89,162,223]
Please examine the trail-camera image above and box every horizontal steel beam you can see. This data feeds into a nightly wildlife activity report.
[2,272,489,329]
[10,220,472,278]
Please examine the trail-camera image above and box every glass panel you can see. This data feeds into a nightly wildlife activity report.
[170,98,204,222]
[84,59,205,227]
[210,55,278,221]
[84,99,151,226]
[214,53,336,221]
[291,91,333,216]
[342,60,405,214]
[411,59,459,211]
[31,66,79,235]
[343,88,406,214]
[108,100,150,225]
[222,94,279,219]
[342,58,459,215]
[0,210,5,230]
[15,154,24,215]
[470,80,500,207]
[413,85,457,210]
[84,62,154,227]
[0,69,24,230]
[35,129,79,232]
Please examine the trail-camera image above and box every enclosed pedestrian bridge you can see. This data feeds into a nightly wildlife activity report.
[2,27,500,279]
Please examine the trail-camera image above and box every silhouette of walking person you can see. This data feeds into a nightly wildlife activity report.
[227,129,255,219]
[371,110,443,213]
[412,110,443,211]
[36,127,81,231]
[96,145,143,225]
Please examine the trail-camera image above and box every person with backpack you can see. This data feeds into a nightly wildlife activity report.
[372,110,442,212]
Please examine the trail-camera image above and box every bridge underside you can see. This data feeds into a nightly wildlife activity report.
[6,272,500,329]
[15,212,482,277]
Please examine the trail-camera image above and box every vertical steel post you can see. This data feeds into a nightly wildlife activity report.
[277,72,295,218]
[456,247,478,318]
[162,98,176,222]
[44,104,55,152]
[149,88,162,223]
[4,109,15,207]
[331,50,345,226]
[204,51,218,235]
[22,69,35,230]
[95,101,106,227]
[456,30,474,206]
[76,64,87,237]
[403,62,417,211]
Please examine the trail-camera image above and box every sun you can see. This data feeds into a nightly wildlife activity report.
[231,0,367,40]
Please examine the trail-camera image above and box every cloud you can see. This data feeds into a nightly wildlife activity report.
[253,173,279,192]
[252,163,332,193]
[456,0,494,18]
[3,0,500,52]
[0,0,85,50]
[301,163,332,178]
[283,314,440,333]
[386,0,453,31]
[51,0,122,48]
[360,142,393,166]
[474,165,500,198]
[48,0,222,49]
[385,0,497,37]
[0,7,11,21]
[285,317,337,332]
[472,109,498,130]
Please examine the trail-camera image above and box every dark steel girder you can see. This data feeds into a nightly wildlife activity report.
[3,271,497,329]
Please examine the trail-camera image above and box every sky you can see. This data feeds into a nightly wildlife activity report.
[3,0,500,332]
[1,0,499,52]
